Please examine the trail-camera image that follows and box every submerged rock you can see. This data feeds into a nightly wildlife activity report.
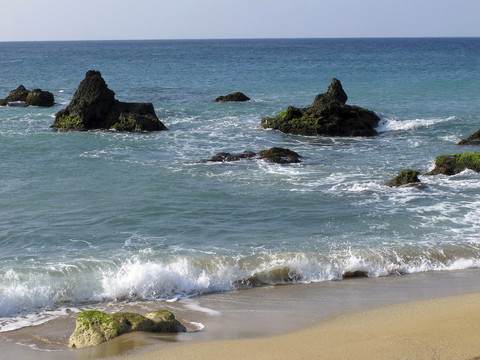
[233,266,302,288]
[458,130,480,145]
[427,152,480,175]
[261,78,380,137]
[342,270,368,279]
[387,169,421,187]
[69,309,186,348]
[52,70,167,131]
[215,92,250,102]
[208,147,301,164]
[0,85,54,107]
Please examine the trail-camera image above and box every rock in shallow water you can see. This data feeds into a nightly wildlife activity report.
[69,309,186,348]
[208,147,301,164]
[387,169,421,187]
[52,70,167,132]
[261,78,380,137]
[215,92,250,102]
[0,85,54,107]
[458,130,480,145]
[427,152,480,176]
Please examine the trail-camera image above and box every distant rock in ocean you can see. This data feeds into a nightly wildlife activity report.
[261,78,380,137]
[52,70,167,132]
[0,85,54,107]
[458,130,480,145]
[427,152,480,176]
[387,169,421,187]
[208,147,301,164]
[215,92,250,102]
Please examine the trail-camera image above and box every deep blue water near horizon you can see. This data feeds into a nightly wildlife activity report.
[1,37,480,331]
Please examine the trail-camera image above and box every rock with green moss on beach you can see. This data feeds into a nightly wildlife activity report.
[51,70,167,132]
[427,152,480,176]
[458,130,480,145]
[387,169,421,187]
[261,78,380,137]
[69,309,186,348]
[0,85,54,107]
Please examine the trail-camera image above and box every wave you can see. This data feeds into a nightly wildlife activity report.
[375,115,455,132]
[2,243,480,332]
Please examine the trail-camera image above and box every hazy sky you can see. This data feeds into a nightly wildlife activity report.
[1,0,479,41]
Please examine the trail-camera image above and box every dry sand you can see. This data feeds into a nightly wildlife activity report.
[128,292,480,360]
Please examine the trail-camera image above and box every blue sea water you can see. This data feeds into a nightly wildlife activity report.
[0,38,480,331]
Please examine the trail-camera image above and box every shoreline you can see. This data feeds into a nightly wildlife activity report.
[2,269,480,359]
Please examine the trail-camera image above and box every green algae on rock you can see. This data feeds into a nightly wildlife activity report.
[69,309,186,348]
[261,78,380,137]
[52,70,167,132]
[427,152,480,176]
[387,169,421,187]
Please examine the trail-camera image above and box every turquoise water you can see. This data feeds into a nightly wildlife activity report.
[1,38,480,330]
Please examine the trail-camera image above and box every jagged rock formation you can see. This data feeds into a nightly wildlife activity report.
[51,70,167,131]
[69,309,186,348]
[261,78,380,137]
[0,85,54,107]
[387,169,421,187]
[458,130,480,145]
[215,92,250,102]
[208,147,301,164]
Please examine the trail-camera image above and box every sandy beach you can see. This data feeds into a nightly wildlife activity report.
[129,291,480,360]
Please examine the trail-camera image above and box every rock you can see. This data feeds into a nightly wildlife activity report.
[208,147,301,164]
[52,70,167,131]
[458,130,480,145]
[0,85,54,107]
[25,89,55,107]
[427,152,480,175]
[342,270,368,279]
[387,169,421,187]
[215,92,250,102]
[233,266,302,288]
[261,78,380,137]
[69,309,186,348]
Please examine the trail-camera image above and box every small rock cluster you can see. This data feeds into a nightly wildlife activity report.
[0,85,54,107]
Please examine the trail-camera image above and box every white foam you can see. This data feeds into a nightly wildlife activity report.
[376,115,455,132]
[183,300,221,316]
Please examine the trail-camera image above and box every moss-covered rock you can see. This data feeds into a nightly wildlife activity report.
[261,78,379,137]
[458,130,480,145]
[69,309,186,348]
[387,169,421,187]
[427,152,480,175]
[51,70,167,132]
[215,92,250,102]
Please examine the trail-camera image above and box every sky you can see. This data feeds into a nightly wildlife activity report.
[1,0,479,41]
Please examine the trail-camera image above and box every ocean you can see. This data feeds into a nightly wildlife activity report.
[1,38,480,333]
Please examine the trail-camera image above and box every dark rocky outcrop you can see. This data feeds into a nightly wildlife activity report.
[208,147,301,164]
[215,92,250,102]
[458,130,480,145]
[69,309,186,348]
[427,152,480,176]
[52,70,167,131]
[0,85,54,107]
[387,169,421,187]
[261,78,380,137]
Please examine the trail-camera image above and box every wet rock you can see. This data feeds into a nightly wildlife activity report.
[208,147,301,164]
[52,70,167,131]
[69,309,186,348]
[215,92,250,102]
[342,270,368,279]
[261,78,380,137]
[233,266,302,288]
[458,130,480,145]
[0,85,54,107]
[387,169,421,187]
[427,152,480,175]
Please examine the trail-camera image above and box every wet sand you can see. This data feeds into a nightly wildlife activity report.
[1,269,480,359]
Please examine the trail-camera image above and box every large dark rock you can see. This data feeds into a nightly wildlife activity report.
[69,309,186,348]
[261,78,380,137]
[215,92,250,102]
[458,130,480,145]
[52,71,167,131]
[427,152,480,175]
[387,169,421,187]
[208,147,301,164]
[0,85,54,107]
